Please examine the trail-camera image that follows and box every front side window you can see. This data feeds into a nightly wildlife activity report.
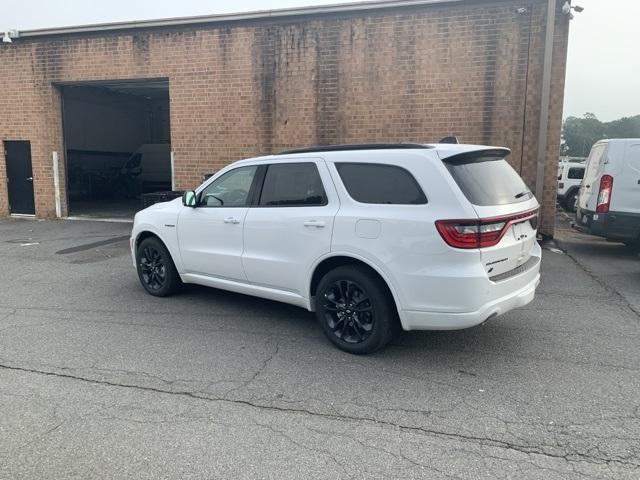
[259,163,327,206]
[335,163,427,205]
[199,165,258,207]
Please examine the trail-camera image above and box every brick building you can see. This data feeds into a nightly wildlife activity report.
[0,0,569,235]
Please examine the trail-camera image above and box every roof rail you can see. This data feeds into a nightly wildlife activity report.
[278,143,433,155]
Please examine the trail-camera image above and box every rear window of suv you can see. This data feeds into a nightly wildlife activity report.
[335,163,427,205]
[568,167,585,180]
[444,155,532,206]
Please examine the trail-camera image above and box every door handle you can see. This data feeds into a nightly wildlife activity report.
[224,217,241,224]
[26,177,33,182]
[304,220,325,228]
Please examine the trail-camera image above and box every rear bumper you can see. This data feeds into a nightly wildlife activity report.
[399,248,541,331]
[574,209,640,242]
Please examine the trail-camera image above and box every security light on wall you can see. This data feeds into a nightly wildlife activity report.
[562,1,584,19]
[2,30,18,44]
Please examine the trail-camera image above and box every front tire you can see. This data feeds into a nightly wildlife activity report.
[136,237,181,297]
[315,266,397,354]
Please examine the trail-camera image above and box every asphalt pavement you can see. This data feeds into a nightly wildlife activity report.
[0,215,638,479]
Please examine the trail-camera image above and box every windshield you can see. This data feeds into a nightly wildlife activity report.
[444,157,533,206]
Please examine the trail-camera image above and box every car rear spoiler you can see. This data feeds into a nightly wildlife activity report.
[439,147,511,165]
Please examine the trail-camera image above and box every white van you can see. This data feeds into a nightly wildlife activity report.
[121,144,172,192]
[575,139,640,247]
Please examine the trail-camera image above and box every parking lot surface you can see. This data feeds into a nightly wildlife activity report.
[0,216,639,479]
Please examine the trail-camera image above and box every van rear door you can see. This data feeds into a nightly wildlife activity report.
[440,149,539,278]
[611,141,640,214]
[577,142,607,211]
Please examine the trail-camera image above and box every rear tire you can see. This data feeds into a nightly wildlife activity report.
[136,237,181,297]
[315,266,397,354]
[563,190,578,212]
[623,238,640,252]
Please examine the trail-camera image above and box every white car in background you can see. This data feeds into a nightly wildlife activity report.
[130,144,541,354]
[557,161,585,211]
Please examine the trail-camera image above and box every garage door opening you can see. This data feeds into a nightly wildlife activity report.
[61,80,171,220]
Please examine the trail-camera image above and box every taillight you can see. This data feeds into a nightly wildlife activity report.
[596,175,613,213]
[558,182,564,189]
[436,209,538,249]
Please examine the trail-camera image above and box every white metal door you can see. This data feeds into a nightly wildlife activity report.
[611,142,640,214]
[242,160,339,295]
[177,165,258,280]
[578,143,607,211]
[177,206,248,280]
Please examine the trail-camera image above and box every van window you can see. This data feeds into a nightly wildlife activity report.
[335,163,427,204]
[583,144,606,185]
[444,156,532,206]
[567,167,585,180]
[259,163,327,206]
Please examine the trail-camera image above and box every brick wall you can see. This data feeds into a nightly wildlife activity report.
[0,0,569,235]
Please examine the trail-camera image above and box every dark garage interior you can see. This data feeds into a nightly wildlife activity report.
[61,80,171,219]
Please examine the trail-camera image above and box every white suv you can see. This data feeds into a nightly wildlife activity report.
[557,161,585,212]
[131,144,541,354]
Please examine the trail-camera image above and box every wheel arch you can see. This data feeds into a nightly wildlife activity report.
[309,254,402,320]
[133,229,183,271]
[135,230,165,253]
[565,186,579,196]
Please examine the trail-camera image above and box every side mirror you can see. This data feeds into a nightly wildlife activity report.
[182,190,197,207]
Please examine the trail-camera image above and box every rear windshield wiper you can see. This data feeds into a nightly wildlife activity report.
[514,190,531,199]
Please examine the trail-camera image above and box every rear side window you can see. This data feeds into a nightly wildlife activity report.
[259,163,327,206]
[444,156,532,206]
[567,167,585,180]
[335,163,427,204]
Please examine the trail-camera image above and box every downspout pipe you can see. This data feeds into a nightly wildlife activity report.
[534,0,557,208]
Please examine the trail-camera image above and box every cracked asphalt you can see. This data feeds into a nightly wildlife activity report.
[0,215,639,479]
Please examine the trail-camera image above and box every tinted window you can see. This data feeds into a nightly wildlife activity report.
[259,163,327,206]
[199,166,257,207]
[567,167,585,180]
[445,157,532,206]
[335,163,427,204]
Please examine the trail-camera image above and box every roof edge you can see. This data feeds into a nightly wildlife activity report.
[16,0,464,39]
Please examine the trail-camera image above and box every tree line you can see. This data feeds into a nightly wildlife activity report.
[561,113,640,157]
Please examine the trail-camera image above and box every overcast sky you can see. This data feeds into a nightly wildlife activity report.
[2,0,639,122]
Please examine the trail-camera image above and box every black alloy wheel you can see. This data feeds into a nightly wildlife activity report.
[323,280,374,344]
[139,245,167,292]
[136,237,181,297]
[316,265,396,354]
